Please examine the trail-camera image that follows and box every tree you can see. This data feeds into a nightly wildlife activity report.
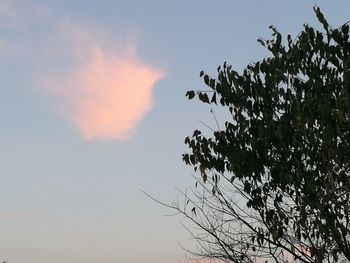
[177,7,350,263]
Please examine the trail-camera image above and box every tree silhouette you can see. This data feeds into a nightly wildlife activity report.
[177,7,350,263]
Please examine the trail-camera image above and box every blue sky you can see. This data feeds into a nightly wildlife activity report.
[1,1,350,263]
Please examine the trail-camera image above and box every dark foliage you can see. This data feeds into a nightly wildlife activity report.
[180,7,350,263]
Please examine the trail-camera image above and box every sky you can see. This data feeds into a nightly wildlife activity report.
[1,1,350,263]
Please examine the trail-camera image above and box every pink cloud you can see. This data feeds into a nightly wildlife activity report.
[44,21,164,140]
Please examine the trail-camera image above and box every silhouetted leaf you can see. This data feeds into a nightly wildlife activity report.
[186,90,195,100]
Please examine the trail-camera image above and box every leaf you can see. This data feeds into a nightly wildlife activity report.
[198,92,210,104]
[190,154,196,165]
[314,6,329,31]
[204,75,210,86]
[244,181,251,193]
[209,78,216,89]
[211,92,217,104]
[191,207,196,216]
[186,90,195,100]
[182,154,189,164]
[193,130,201,136]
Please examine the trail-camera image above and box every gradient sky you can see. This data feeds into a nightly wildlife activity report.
[1,1,350,263]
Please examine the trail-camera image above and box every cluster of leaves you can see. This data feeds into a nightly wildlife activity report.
[182,7,350,263]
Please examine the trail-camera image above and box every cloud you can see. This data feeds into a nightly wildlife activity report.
[43,21,164,141]
[0,0,49,30]
[0,1,164,141]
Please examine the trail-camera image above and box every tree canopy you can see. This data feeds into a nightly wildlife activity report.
[179,7,350,263]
